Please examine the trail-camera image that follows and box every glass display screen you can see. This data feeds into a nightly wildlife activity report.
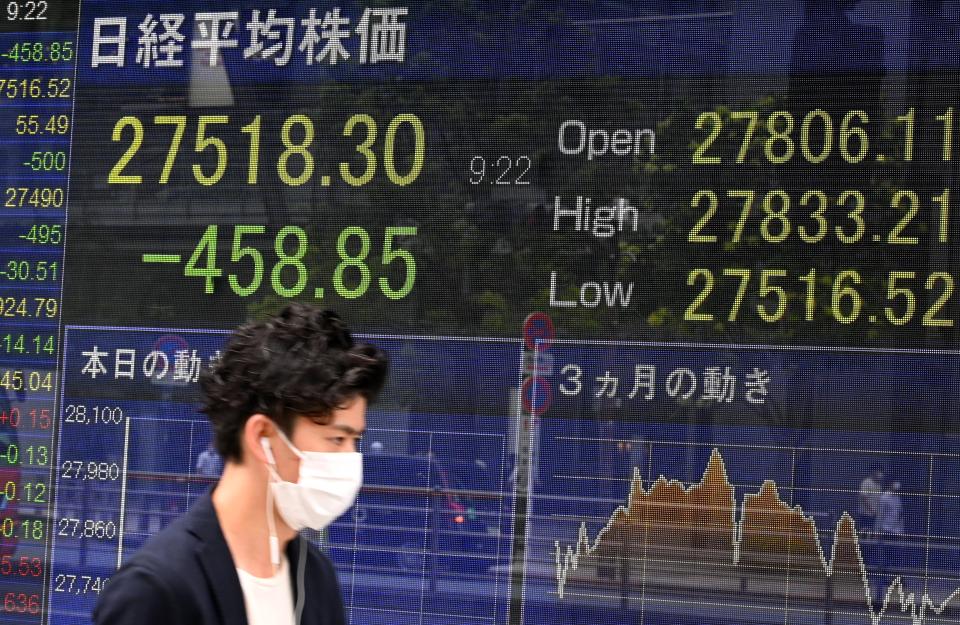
[2,2,960,624]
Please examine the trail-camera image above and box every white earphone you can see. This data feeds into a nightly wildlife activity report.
[260,436,276,465]
[261,436,282,568]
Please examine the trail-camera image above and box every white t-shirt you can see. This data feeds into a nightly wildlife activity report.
[874,490,905,535]
[858,476,881,516]
[236,557,296,625]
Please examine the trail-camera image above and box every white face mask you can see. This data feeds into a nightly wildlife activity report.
[260,430,363,533]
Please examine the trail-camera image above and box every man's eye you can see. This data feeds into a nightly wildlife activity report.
[330,437,346,445]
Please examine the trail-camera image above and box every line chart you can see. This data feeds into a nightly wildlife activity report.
[552,447,960,624]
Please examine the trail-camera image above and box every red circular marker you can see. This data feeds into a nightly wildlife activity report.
[149,334,191,386]
[153,333,190,355]
[523,312,555,352]
[521,375,552,416]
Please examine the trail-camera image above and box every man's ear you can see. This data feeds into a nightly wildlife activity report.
[242,413,275,465]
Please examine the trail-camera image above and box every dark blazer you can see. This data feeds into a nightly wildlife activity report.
[93,492,346,625]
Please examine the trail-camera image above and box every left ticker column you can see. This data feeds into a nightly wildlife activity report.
[0,3,79,624]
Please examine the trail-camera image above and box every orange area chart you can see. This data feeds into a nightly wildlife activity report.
[554,450,959,624]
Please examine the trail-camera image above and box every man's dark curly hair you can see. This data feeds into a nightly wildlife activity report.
[199,303,388,461]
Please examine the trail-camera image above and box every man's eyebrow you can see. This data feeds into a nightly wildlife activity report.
[330,424,365,436]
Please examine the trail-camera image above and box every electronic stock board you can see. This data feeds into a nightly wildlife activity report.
[2,2,960,624]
